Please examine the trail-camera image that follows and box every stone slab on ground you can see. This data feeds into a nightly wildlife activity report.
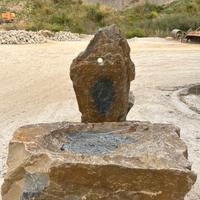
[1,121,196,200]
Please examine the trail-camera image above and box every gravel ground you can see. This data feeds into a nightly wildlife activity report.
[0,38,200,199]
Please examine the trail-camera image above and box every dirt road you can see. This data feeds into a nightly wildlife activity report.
[0,38,200,199]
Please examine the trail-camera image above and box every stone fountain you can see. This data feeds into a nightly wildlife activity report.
[1,25,196,200]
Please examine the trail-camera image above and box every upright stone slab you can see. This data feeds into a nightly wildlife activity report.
[70,25,135,123]
[1,121,196,200]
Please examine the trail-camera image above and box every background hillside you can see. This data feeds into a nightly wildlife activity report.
[83,0,176,10]
[1,0,200,37]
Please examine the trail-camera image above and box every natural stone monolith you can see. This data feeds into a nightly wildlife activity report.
[70,25,135,123]
[1,121,196,200]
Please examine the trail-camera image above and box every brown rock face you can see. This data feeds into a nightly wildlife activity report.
[1,121,196,200]
[70,25,135,123]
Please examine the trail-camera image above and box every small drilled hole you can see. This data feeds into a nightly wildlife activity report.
[97,57,104,65]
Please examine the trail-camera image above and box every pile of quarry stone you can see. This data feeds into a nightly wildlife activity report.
[47,31,80,41]
[0,30,80,45]
[0,30,47,44]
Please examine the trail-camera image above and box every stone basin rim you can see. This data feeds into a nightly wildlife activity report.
[10,121,192,172]
[41,122,141,154]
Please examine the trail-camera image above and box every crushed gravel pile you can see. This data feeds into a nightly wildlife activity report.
[0,30,47,44]
[0,30,80,44]
[47,31,80,41]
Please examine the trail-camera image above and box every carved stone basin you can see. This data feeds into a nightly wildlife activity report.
[179,84,200,114]
[188,84,200,95]
[2,121,196,200]
[43,123,135,155]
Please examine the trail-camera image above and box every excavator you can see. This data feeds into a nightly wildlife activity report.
[0,12,16,24]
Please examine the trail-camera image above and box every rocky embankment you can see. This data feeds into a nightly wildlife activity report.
[0,30,80,45]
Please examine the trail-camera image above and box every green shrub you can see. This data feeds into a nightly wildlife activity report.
[125,28,145,38]
[71,22,85,33]
[150,11,158,18]
[86,5,106,23]
[50,13,71,25]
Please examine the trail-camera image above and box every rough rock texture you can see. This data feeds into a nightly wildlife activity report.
[1,121,196,200]
[70,25,135,123]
